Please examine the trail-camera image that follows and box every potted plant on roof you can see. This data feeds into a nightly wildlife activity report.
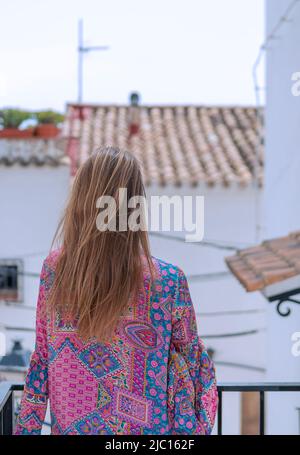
[0,109,33,138]
[35,110,64,138]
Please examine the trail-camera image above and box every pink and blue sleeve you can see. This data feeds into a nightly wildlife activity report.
[14,260,49,435]
[168,268,218,435]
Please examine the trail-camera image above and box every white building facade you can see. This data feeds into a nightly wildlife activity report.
[0,139,70,372]
[264,0,300,435]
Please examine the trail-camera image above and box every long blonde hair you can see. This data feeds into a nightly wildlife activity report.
[48,146,153,341]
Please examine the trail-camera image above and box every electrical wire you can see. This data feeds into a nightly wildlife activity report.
[3,326,35,332]
[253,0,300,106]
[0,301,36,311]
[201,328,265,339]
[187,271,231,281]
[149,231,248,251]
[214,360,265,373]
[7,251,49,259]
[17,271,40,278]
[196,308,265,317]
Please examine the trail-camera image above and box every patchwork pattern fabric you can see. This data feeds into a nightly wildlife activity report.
[122,320,162,351]
[74,411,113,435]
[112,387,153,427]
[79,344,122,379]
[14,251,218,435]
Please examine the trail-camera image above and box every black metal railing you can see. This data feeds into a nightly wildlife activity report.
[217,382,300,435]
[0,383,23,435]
[1,382,300,435]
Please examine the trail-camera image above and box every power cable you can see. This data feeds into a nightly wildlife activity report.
[196,308,265,317]
[215,361,265,373]
[187,271,231,281]
[201,328,265,339]
[149,231,247,251]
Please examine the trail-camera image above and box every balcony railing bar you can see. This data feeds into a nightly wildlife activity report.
[1,382,300,435]
[216,382,300,435]
[260,391,264,436]
[217,382,300,392]
[217,390,222,435]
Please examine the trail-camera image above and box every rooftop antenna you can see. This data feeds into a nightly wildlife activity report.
[77,18,109,103]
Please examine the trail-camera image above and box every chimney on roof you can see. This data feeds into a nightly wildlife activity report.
[128,91,140,137]
[0,340,31,369]
[130,92,140,106]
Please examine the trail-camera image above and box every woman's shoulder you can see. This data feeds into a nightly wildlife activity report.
[43,248,62,270]
[151,256,185,279]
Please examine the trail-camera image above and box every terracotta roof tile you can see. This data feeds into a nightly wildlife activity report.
[64,104,263,186]
[225,231,300,292]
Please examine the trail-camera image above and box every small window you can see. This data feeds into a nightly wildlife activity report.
[0,260,23,302]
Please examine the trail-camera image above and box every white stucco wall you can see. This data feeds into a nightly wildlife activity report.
[0,164,70,357]
[147,183,266,434]
[265,0,300,435]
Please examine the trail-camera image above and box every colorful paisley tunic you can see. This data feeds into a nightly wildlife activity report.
[15,251,218,435]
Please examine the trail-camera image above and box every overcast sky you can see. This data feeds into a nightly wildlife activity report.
[0,0,264,112]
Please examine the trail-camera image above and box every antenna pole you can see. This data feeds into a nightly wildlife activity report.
[77,18,109,104]
[77,19,84,103]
